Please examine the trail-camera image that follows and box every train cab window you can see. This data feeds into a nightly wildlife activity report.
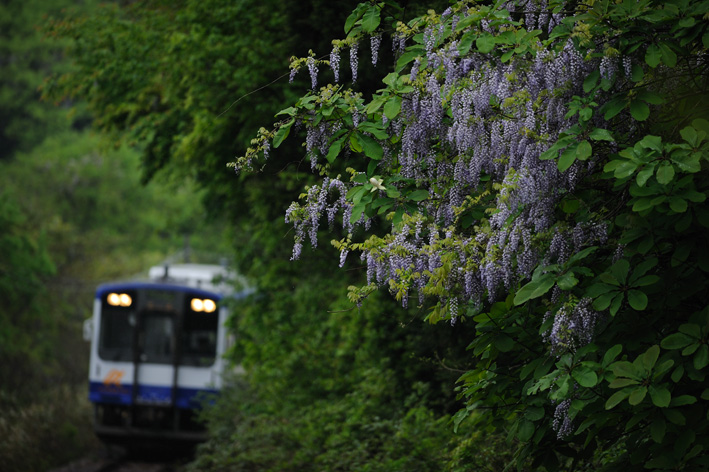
[98,307,135,362]
[181,308,219,366]
[140,312,174,364]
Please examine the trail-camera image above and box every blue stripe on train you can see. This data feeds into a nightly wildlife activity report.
[89,381,218,408]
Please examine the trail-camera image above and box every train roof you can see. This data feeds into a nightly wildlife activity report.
[95,263,251,299]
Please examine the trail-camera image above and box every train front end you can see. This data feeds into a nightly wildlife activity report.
[85,264,232,444]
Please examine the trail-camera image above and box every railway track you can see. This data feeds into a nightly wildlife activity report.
[48,446,191,472]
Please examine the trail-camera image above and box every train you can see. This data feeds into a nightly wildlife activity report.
[83,263,246,445]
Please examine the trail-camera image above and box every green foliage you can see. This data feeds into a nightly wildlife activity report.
[0,192,55,392]
[0,0,90,160]
[0,385,99,472]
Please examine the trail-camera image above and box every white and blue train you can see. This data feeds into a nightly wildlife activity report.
[84,264,243,444]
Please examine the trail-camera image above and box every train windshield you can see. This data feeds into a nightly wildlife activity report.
[98,306,135,362]
[97,289,219,366]
[181,310,218,366]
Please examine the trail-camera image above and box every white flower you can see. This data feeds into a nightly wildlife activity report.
[369,177,386,191]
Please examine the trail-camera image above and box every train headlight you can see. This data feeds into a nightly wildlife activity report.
[107,293,121,306]
[190,298,204,312]
[107,292,132,307]
[203,299,217,313]
[119,294,132,307]
[191,298,217,313]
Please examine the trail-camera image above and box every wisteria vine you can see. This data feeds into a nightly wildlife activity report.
[234,0,709,463]
[237,1,619,352]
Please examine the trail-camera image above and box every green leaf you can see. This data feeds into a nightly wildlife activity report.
[610,259,630,284]
[669,395,696,407]
[517,419,535,442]
[593,291,618,311]
[358,121,388,140]
[628,386,648,405]
[661,333,694,350]
[613,160,639,179]
[513,273,556,305]
[636,165,655,186]
[627,290,648,310]
[558,144,578,171]
[611,361,643,380]
[476,33,495,53]
[599,272,621,286]
[629,100,650,121]
[556,272,578,290]
[683,343,700,356]
[609,378,639,388]
[576,140,592,160]
[633,275,660,287]
[631,63,644,82]
[656,164,675,184]
[561,198,580,214]
[603,98,626,120]
[344,4,366,33]
[645,44,662,68]
[651,418,666,443]
[636,91,665,106]
[641,345,660,370]
[658,42,677,68]
[606,389,631,409]
[649,386,671,407]
[326,135,347,163]
[350,203,365,223]
[407,189,429,202]
[694,344,709,370]
[680,126,699,147]
[679,323,701,338]
[632,197,654,213]
[494,333,516,352]
[525,406,545,421]
[572,366,598,387]
[276,106,297,117]
[638,134,663,153]
[663,408,686,425]
[669,197,688,213]
[349,133,363,153]
[589,128,614,142]
[603,344,623,366]
[358,133,383,160]
[384,96,402,120]
[678,17,695,28]
[671,153,701,173]
[457,32,476,55]
[500,49,515,63]
[273,119,294,148]
[361,6,381,33]
[671,365,685,382]
[583,70,600,92]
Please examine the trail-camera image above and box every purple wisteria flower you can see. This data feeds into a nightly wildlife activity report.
[281,3,626,318]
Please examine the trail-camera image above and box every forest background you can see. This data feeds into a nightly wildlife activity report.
[3,0,708,471]
[2,0,474,470]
